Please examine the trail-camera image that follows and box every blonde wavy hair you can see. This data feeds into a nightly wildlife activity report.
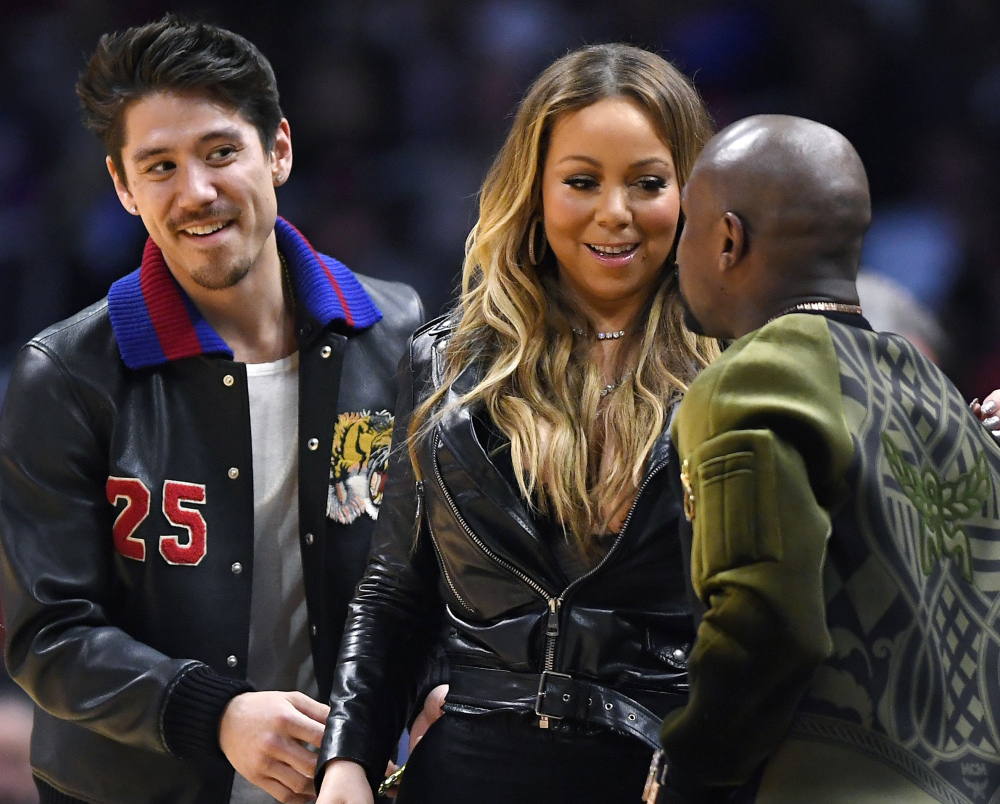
[411,43,718,553]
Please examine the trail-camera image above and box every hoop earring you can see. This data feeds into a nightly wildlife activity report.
[527,217,548,267]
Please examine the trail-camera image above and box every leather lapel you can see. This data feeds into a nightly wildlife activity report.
[434,362,565,590]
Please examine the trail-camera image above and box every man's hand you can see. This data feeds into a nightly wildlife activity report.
[316,759,374,804]
[219,690,330,804]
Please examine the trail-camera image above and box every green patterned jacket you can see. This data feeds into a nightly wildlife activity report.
[662,312,1000,804]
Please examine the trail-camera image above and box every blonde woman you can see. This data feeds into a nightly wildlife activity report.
[317,43,717,804]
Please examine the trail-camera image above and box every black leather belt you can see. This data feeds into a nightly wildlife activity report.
[447,666,684,750]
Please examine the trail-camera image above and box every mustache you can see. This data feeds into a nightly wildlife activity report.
[168,204,242,232]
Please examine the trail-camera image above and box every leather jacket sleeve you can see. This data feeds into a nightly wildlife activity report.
[317,333,444,792]
[0,342,249,758]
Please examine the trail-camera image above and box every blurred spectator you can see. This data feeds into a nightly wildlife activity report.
[861,204,962,315]
[0,693,36,804]
[0,0,997,394]
[857,269,949,364]
[0,1,997,797]
[1,606,36,804]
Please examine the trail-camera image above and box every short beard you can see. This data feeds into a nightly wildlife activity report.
[678,286,705,335]
[189,258,252,291]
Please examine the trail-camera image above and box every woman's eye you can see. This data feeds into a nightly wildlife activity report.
[564,176,598,190]
[636,176,668,191]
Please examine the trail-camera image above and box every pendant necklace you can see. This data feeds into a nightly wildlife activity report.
[600,378,623,398]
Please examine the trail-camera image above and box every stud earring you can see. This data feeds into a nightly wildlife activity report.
[275,174,284,184]
[131,205,137,214]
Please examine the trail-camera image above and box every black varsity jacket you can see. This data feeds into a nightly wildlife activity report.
[0,218,424,803]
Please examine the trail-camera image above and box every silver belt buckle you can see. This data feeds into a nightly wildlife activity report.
[535,670,572,729]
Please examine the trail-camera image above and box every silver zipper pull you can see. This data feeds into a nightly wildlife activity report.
[546,597,561,639]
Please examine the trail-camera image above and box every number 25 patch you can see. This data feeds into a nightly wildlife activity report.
[106,477,207,565]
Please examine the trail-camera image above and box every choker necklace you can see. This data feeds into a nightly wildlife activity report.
[573,327,626,341]
[767,301,862,324]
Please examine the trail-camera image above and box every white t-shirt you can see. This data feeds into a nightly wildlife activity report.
[230,351,318,804]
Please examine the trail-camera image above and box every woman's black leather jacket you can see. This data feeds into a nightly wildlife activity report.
[319,317,695,790]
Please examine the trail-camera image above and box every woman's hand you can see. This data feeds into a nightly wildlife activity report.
[408,684,448,753]
[971,392,1000,440]
[316,759,373,804]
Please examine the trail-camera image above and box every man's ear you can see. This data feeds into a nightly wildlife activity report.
[269,118,293,186]
[106,157,140,216]
[720,211,746,271]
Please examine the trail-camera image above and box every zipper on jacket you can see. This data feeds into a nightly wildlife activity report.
[432,437,554,604]
[537,458,671,727]
[432,436,669,727]
[421,478,477,615]
[538,596,563,728]
[561,457,671,601]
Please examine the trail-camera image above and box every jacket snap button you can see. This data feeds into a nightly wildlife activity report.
[672,648,686,662]
[605,703,613,711]
[223,374,235,387]
[228,467,239,479]
[320,345,332,358]
[304,533,314,545]
[231,562,242,574]
[307,438,319,451]
[226,655,238,668]
[562,693,571,702]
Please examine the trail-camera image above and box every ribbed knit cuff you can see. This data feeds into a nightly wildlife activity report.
[161,663,254,761]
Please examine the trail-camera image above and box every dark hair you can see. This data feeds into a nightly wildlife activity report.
[77,14,283,183]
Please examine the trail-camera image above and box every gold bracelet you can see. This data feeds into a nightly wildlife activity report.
[377,763,407,797]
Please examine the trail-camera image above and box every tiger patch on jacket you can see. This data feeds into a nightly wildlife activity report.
[327,410,393,524]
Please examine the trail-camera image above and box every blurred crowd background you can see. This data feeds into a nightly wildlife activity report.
[1,0,1000,799]
[3,0,1000,398]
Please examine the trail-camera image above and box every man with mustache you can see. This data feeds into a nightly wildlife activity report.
[649,114,1000,803]
[0,15,424,804]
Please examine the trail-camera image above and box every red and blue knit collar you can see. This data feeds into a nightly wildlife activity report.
[107,217,382,370]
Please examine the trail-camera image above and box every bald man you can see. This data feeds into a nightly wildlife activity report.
[648,115,1000,804]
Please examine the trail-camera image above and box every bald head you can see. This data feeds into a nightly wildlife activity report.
[676,115,872,339]
[702,115,871,259]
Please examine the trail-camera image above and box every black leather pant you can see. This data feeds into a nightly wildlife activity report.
[396,710,653,804]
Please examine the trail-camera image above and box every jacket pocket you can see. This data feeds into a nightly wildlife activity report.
[689,430,784,581]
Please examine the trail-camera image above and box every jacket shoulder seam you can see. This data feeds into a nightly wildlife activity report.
[30,302,109,345]
[18,341,103,435]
